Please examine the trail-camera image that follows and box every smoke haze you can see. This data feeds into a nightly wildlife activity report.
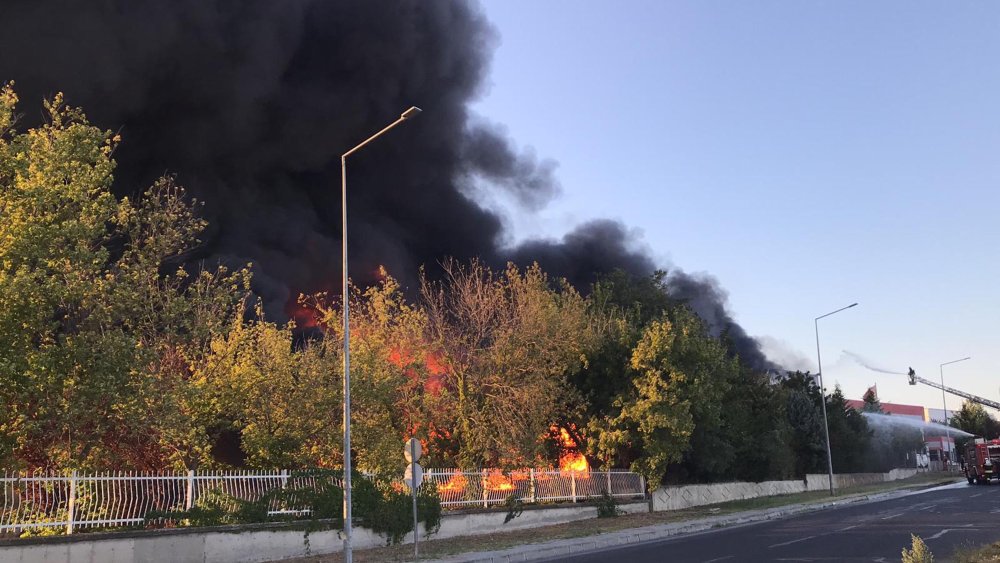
[0,0,775,369]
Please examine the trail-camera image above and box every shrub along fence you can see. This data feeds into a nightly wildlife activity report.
[1,468,645,536]
[0,470,337,536]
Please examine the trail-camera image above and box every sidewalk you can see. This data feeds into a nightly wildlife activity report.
[428,478,962,563]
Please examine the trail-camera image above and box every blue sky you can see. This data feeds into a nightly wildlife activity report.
[473,1,1000,411]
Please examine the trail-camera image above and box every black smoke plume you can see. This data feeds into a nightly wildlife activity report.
[0,0,774,369]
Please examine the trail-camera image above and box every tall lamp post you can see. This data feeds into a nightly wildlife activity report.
[340,106,421,563]
[939,356,970,468]
[814,302,858,496]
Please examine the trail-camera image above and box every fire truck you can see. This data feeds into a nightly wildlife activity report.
[962,438,1000,485]
[906,368,1000,477]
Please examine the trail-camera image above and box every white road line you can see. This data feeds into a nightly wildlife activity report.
[971,493,985,498]
[926,525,975,540]
[837,525,858,532]
[701,557,735,562]
[769,535,817,549]
[880,513,903,520]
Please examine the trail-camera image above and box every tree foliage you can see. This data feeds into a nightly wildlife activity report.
[1,86,906,489]
[861,387,883,413]
[420,259,593,468]
[0,85,248,470]
[950,401,1000,439]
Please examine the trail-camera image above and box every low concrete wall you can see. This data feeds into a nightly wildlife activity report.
[804,468,919,492]
[652,480,805,512]
[432,501,647,541]
[0,501,648,563]
[652,468,921,511]
[0,525,367,563]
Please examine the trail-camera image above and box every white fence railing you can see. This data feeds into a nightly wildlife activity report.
[0,470,341,536]
[1,468,644,536]
[428,469,645,508]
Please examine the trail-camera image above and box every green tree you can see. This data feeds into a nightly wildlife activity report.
[825,386,872,473]
[0,85,248,470]
[950,401,1000,439]
[588,307,740,487]
[861,387,883,413]
[421,259,593,468]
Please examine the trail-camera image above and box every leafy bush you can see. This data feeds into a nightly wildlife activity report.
[901,534,934,563]
[145,488,268,527]
[503,493,524,524]
[143,471,441,546]
[596,489,621,518]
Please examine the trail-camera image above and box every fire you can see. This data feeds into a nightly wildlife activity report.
[555,426,590,476]
[437,472,468,493]
[388,346,447,396]
[483,469,514,492]
[288,302,319,329]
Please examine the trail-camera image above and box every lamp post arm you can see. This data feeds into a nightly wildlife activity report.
[815,302,858,322]
[343,116,408,160]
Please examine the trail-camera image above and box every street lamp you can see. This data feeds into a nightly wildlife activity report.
[814,302,858,496]
[340,106,421,563]
[939,356,970,467]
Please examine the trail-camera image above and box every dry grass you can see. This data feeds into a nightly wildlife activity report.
[282,472,961,563]
[951,541,1000,562]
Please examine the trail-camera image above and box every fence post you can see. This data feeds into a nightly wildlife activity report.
[529,469,536,503]
[66,471,77,535]
[571,471,576,503]
[280,469,289,490]
[606,471,612,496]
[639,474,646,499]
[482,470,488,508]
[185,470,195,510]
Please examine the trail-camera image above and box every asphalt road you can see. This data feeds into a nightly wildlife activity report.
[548,482,1000,562]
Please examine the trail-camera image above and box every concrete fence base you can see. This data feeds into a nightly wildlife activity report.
[652,468,921,511]
[0,501,648,563]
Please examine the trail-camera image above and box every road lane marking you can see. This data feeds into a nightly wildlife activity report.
[880,513,903,520]
[701,557,735,562]
[769,535,817,548]
[926,525,975,540]
[971,493,985,498]
[837,525,858,532]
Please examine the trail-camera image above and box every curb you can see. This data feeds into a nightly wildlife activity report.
[428,479,961,563]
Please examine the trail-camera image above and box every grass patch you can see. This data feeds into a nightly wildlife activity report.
[952,541,1000,562]
[282,472,961,563]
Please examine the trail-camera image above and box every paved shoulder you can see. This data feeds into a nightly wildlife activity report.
[428,482,975,563]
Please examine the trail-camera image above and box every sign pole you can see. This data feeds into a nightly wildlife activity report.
[411,439,419,559]
[404,437,423,560]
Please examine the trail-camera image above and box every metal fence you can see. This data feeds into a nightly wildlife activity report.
[0,470,340,536]
[428,469,645,509]
[1,468,644,536]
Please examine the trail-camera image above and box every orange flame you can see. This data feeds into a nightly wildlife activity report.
[483,469,515,492]
[288,303,319,329]
[555,426,590,477]
[388,347,447,396]
[437,472,468,493]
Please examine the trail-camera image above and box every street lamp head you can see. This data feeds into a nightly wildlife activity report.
[401,106,422,120]
[941,356,972,367]
[847,302,858,308]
